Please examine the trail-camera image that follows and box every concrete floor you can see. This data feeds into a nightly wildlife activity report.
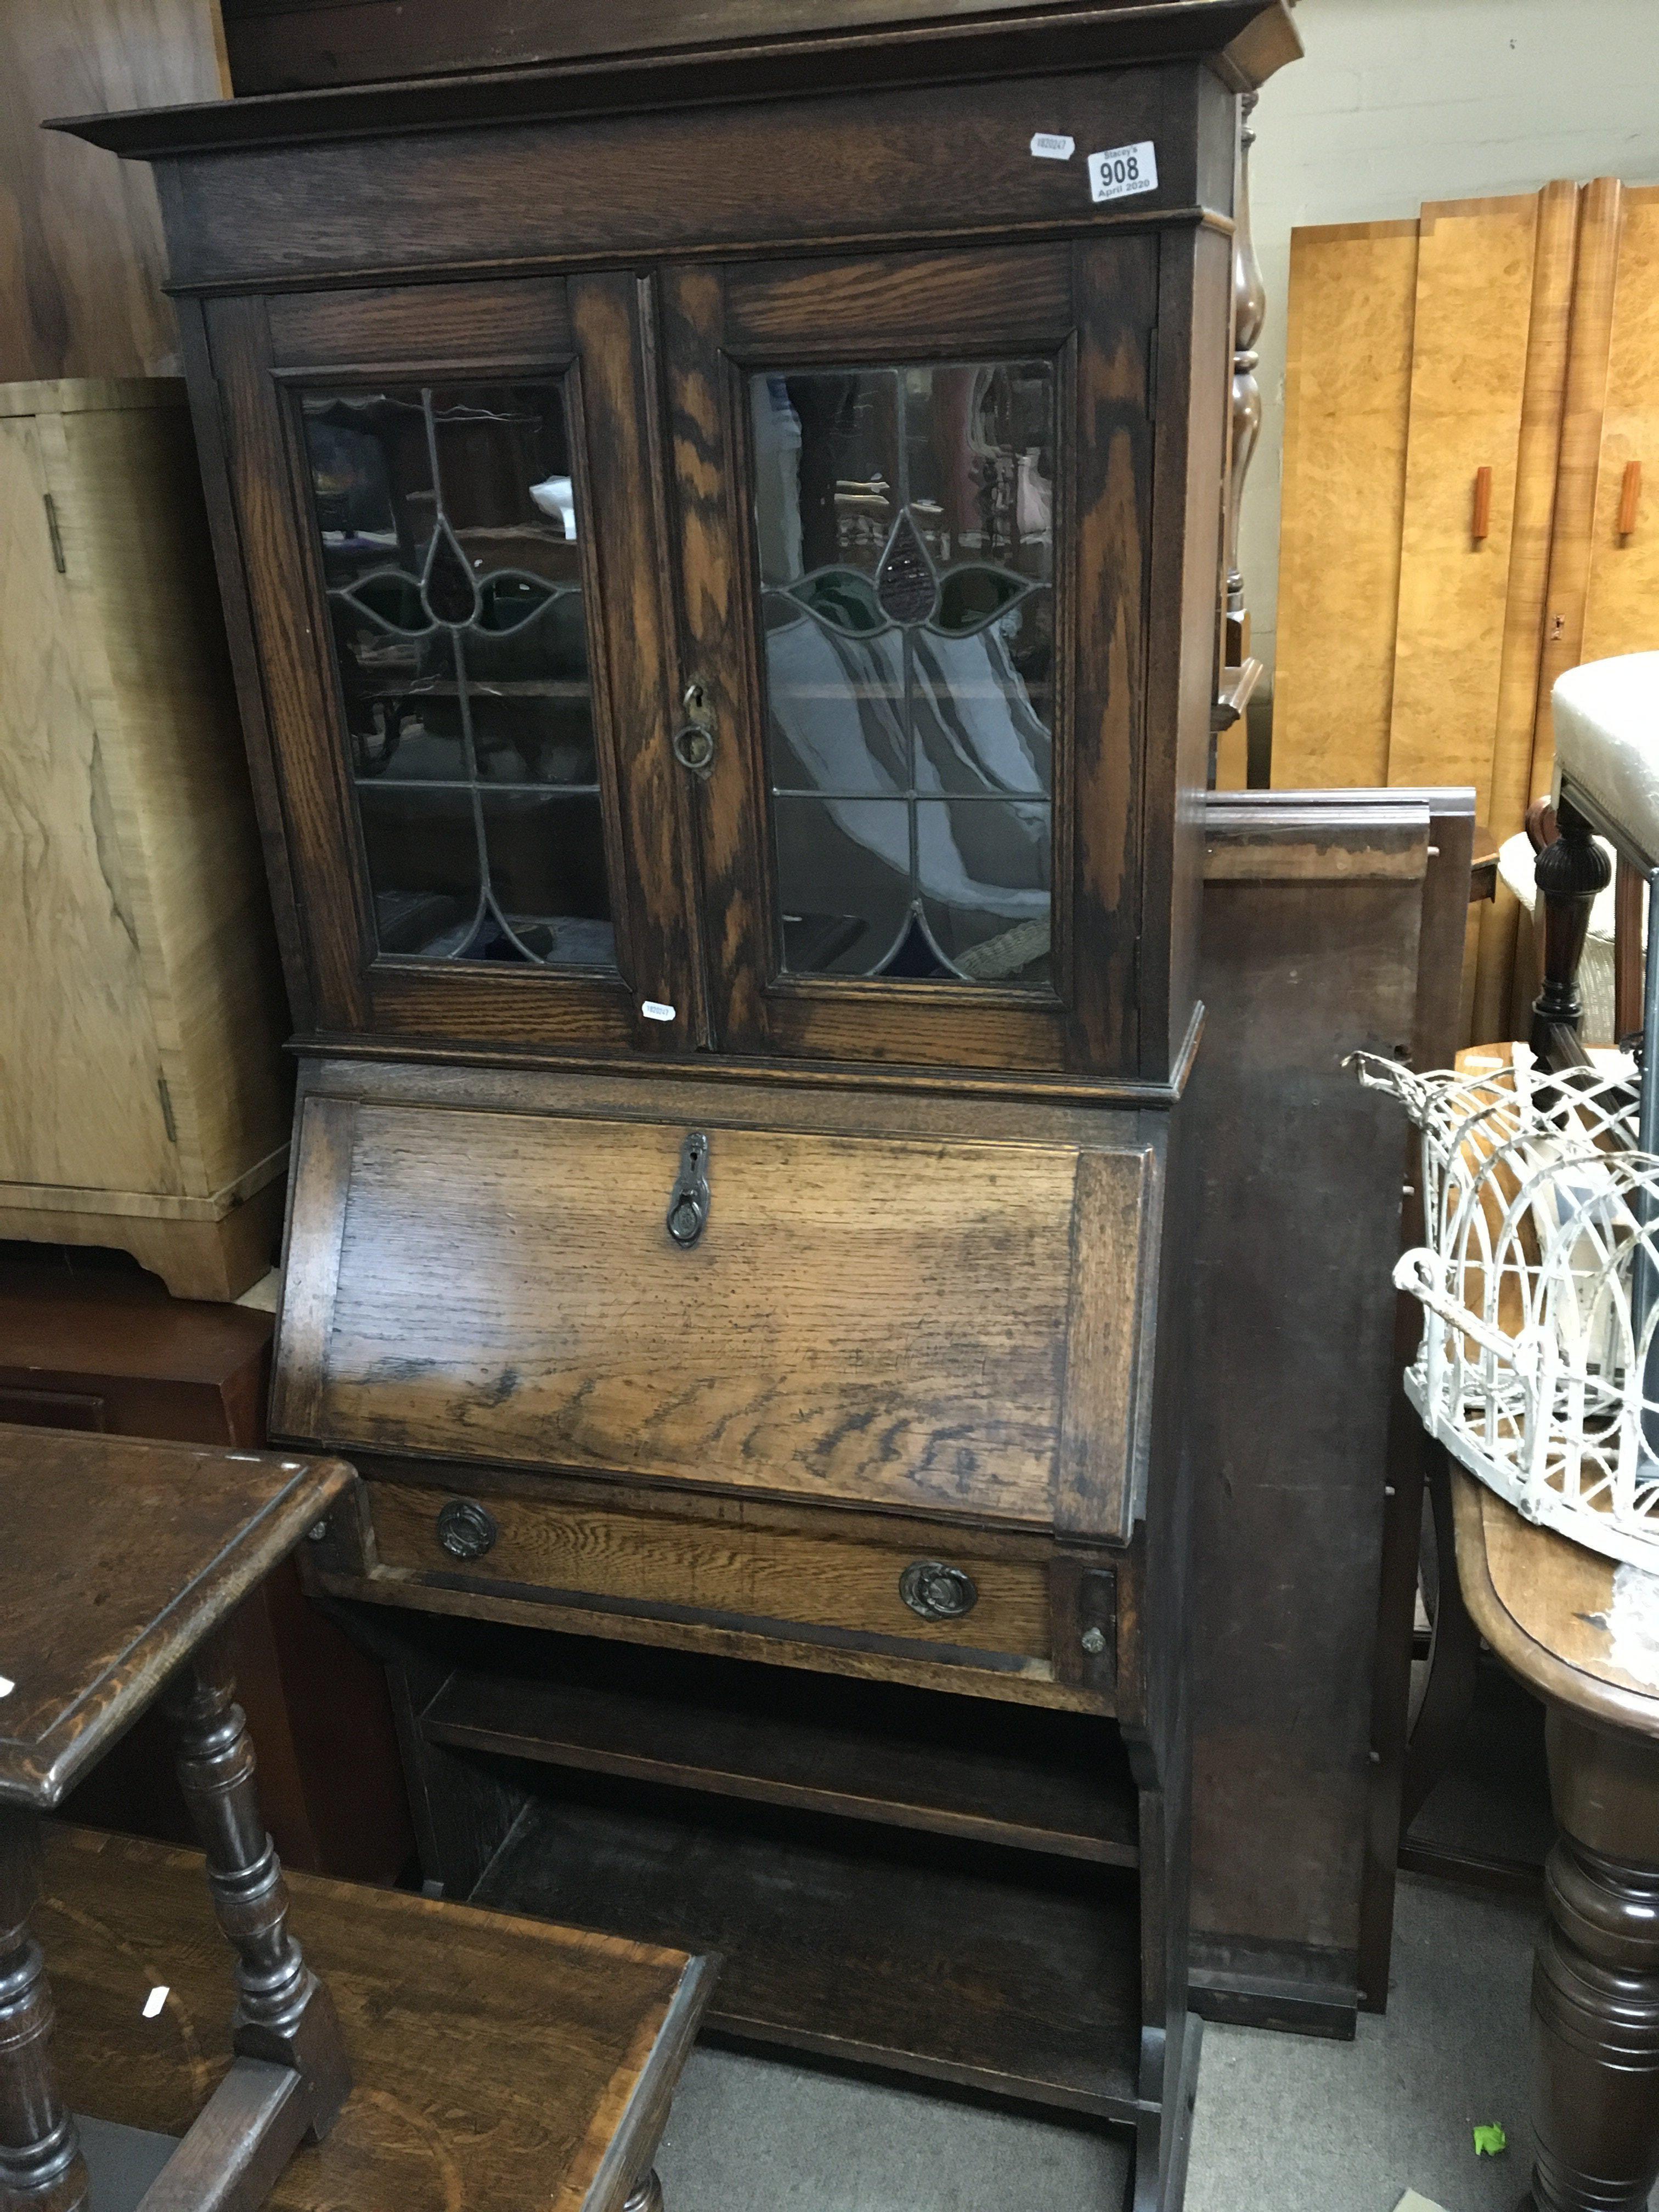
[656,1872,1564,2212]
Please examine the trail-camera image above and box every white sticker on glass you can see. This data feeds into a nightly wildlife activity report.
[1087,142,1159,204]
[1030,132,1075,161]
[641,1001,676,1023]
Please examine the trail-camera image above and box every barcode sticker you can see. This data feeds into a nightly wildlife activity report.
[1030,132,1075,161]
[641,1000,676,1023]
[1087,142,1159,204]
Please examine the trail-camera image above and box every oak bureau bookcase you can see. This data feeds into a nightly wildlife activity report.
[56,5,1300,2204]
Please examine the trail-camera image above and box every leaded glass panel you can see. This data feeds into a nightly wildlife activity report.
[751,360,1056,987]
[301,383,614,968]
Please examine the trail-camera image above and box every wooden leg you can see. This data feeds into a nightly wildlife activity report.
[163,1638,351,2142]
[1527,1709,1659,2212]
[0,1813,88,2212]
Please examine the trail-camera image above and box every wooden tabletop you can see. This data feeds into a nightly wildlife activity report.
[1451,1465,1659,1739]
[42,1825,715,2212]
[0,1426,353,1810]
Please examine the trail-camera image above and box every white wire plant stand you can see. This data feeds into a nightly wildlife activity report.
[1357,1043,1659,1570]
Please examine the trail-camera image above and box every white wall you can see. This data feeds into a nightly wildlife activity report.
[1244,0,1659,692]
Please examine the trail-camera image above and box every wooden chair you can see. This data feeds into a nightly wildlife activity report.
[0,1426,713,2212]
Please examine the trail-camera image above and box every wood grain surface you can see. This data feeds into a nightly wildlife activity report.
[1531,177,1624,798]
[0,406,179,1198]
[367,1479,1054,1659]
[1474,179,1582,1042]
[1580,187,1659,672]
[1272,220,1420,789]
[279,1096,1154,1534]
[0,379,289,1295]
[1386,195,1543,812]
[219,0,1296,95]
[418,1652,1137,1861]
[37,1824,712,2212]
[473,1789,1142,2120]
[0,1428,351,1808]
[0,0,226,380]
[1449,1466,1659,1738]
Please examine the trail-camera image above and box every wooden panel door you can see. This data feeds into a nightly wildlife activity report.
[1580,187,1659,671]
[0,407,182,1198]
[1272,218,1420,791]
[200,273,699,1057]
[273,1085,1160,1543]
[1385,196,1544,815]
[661,240,1157,1075]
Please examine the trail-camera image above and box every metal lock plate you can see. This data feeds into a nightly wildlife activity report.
[436,1498,498,1561]
[899,1559,978,1621]
[667,1131,710,1247]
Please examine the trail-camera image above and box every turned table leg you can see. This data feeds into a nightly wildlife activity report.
[0,1813,88,2212]
[163,1637,350,2140]
[1527,1709,1659,2212]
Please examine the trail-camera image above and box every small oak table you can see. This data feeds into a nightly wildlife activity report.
[0,1426,712,2212]
[1451,1464,1659,2212]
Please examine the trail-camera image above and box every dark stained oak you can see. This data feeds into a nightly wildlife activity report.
[1449,1469,1659,2212]
[36,1825,715,2212]
[418,1656,1141,1863]
[0,1262,409,1885]
[473,1787,1143,2120]
[217,0,1298,101]
[0,1430,352,1812]
[43,15,1303,2203]
[273,1092,1160,1542]
[1184,789,1468,2033]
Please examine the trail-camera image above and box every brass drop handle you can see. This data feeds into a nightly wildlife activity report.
[672,678,716,780]
[667,1131,710,1247]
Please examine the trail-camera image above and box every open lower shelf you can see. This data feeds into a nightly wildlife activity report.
[421,1653,1139,1866]
[470,1784,1143,2121]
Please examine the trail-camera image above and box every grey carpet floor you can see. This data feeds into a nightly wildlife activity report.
[655,1872,1602,2212]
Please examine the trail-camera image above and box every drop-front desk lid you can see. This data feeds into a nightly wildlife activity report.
[272,1068,1166,1546]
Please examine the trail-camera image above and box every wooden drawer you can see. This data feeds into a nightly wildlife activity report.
[365,1479,1056,1668]
[274,1080,1163,1545]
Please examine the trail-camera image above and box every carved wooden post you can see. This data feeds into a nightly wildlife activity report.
[1528,1711,1659,2212]
[1225,89,1265,673]
[0,1813,88,2212]
[1531,795,1612,1059]
[163,1639,349,2139]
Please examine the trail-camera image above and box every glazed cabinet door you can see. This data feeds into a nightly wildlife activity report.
[200,274,701,1055]
[662,240,1157,1075]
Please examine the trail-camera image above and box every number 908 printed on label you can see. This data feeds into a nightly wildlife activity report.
[1087,142,1159,204]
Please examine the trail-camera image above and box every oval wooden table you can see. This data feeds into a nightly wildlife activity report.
[1451,1465,1659,2212]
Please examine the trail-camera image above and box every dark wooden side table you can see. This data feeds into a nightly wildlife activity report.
[0,1260,410,1883]
[1450,1462,1659,2212]
[0,1425,714,2212]
[0,1424,356,2211]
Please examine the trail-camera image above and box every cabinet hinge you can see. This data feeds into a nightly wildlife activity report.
[156,1076,178,1145]
[42,494,66,574]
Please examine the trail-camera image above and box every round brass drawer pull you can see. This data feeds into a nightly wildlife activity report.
[436,1498,498,1562]
[899,1559,978,1622]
